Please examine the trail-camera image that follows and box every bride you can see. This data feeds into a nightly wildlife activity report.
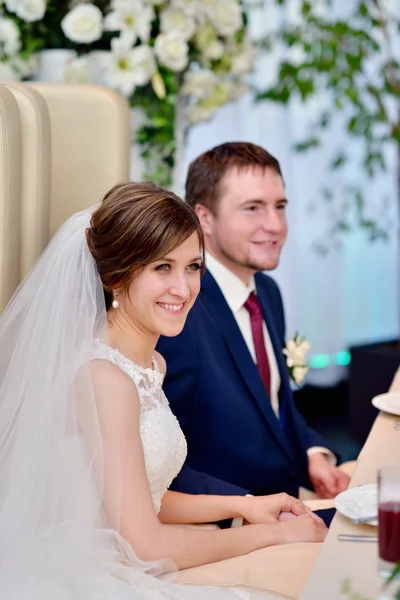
[0,182,326,599]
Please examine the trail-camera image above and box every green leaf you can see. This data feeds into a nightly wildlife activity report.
[335,97,344,110]
[385,562,400,587]
[150,116,169,128]
[294,138,320,152]
[331,153,348,169]
[301,1,312,16]
[359,2,369,18]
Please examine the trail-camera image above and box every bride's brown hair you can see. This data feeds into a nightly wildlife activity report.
[86,181,205,309]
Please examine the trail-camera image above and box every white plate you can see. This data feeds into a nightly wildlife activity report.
[334,484,378,526]
[372,392,400,417]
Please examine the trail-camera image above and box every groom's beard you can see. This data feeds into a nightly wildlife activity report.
[219,244,282,273]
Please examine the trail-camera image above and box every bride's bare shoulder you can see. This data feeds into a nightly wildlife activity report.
[90,358,138,396]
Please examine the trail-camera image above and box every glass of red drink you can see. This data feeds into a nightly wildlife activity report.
[378,465,400,578]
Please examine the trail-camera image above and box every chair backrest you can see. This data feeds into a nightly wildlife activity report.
[5,83,51,278]
[29,83,131,237]
[0,85,22,312]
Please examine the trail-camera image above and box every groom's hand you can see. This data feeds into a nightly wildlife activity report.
[240,493,309,525]
[308,453,350,499]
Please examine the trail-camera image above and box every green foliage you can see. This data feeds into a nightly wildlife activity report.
[256,0,400,246]
[386,563,400,589]
[131,68,182,187]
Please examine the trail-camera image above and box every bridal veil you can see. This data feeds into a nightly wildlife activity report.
[0,207,267,600]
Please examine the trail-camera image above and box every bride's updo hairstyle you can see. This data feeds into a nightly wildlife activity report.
[86,181,205,310]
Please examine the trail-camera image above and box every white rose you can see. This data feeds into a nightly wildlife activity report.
[230,44,256,76]
[186,104,215,125]
[104,0,154,43]
[292,366,308,385]
[204,80,235,108]
[294,345,308,364]
[171,0,204,18]
[206,0,242,37]
[283,343,303,367]
[299,340,310,352]
[202,39,224,61]
[5,0,45,22]
[283,338,310,368]
[0,16,20,58]
[160,7,196,41]
[154,32,188,72]
[283,340,296,367]
[181,70,216,99]
[194,21,218,52]
[129,44,156,86]
[61,4,103,44]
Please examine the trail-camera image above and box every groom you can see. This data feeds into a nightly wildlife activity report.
[157,142,350,519]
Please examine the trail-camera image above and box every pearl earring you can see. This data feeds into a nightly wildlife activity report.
[112,291,119,309]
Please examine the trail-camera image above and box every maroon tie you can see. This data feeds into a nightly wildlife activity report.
[244,292,271,398]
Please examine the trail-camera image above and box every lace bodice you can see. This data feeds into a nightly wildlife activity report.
[92,340,187,514]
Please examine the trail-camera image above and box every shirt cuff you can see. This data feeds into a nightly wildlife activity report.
[230,494,253,528]
[307,446,337,465]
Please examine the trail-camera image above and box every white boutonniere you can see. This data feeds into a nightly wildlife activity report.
[283,333,310,385]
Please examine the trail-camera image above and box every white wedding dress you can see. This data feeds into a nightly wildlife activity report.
[92,340,187,517]
[86,340,262,600]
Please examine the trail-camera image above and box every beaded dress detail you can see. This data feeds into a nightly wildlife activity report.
[93,339,187,514]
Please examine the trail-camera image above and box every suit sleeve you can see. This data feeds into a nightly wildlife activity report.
[156,323,250,501]
[169,463,250,497]
[266,276,341,463]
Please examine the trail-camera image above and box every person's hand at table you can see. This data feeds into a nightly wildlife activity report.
[240,492,313,525]
[308,452,350,499]
[273,512,328,544]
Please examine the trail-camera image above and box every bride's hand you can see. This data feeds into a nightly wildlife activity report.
[240,493,309,525]
[272,512,328,544]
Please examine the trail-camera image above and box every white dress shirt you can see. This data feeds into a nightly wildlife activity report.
[206,253,335,462]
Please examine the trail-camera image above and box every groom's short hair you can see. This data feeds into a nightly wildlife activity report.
[185,141,282,213]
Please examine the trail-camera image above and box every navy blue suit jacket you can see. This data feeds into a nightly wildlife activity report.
[157,270,337,500]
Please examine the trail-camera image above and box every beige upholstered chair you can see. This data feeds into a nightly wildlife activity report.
[0,85,22,312]
[0,83,130,312]
[29,83,131,237]
[5,83,51,278]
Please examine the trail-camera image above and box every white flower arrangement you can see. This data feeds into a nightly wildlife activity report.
[283,333,310,386]
[5,0,46,23]
[61,4,103,44]
[0,0,256,187]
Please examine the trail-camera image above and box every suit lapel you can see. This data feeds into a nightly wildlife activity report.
[255,278,298,463]
[200,271,293,461]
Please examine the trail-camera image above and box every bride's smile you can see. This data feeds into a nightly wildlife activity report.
[108,232,202,343]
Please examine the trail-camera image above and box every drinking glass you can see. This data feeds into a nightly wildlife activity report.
[378,465,400,578]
